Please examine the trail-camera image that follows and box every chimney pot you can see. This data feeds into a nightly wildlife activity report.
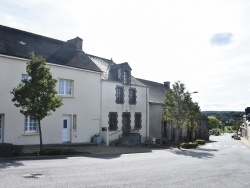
[164,81,170,90]
[67,37,83,50]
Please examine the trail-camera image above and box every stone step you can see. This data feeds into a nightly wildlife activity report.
[115,133,141,147]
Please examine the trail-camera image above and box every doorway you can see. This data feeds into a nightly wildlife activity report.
[62,115,71,143]
[122,112,131,135]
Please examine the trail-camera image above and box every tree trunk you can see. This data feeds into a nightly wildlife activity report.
[177,129,180,149]
[38,120,43,153]
[190,131,193,142]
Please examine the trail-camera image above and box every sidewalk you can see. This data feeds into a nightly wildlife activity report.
[22,143,165,156]
[240,136,250,147]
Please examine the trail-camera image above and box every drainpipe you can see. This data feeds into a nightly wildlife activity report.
[146,86,149,141]
[107,129,109,146]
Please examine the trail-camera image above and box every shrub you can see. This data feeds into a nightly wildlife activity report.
[34,148,77,156]
[0,143,23,157]
[180,142,198,149]
[234,137,241,140]
[195,139,206,145]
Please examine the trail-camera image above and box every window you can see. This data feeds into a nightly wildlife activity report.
[21,74,30,81]
[129,88,137,104]
[25,115,38,133]
[134,113,142,130]
[108,112,118,131]
[59,79,72,96]
[123,70,129,84]
[116,86,124,104]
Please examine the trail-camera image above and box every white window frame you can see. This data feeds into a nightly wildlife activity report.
[59,79,73,96]
[123,70,129,84]
[25,115,38,133]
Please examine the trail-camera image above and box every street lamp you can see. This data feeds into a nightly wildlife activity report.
[191,91,198,94]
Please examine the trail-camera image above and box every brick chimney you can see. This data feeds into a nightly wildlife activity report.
[67,37,83,50]
[164,81,170,90]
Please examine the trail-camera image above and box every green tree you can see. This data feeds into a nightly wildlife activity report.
[233,120,242,133]
[11,53,63,153]
[184,101,201,142]
[163,81,191,148]
[208,116,220,130]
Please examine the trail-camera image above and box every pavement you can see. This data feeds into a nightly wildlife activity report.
[21,143,161,156]
[2,134,250,159]
[240,136,250,147]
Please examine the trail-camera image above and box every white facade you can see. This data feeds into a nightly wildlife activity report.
[100,80,149,145]
[0,55,102,145]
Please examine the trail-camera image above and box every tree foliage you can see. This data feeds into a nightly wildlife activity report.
[11,53,63,152]
[184,101,201,142]
[203,111,244,127]
[207,116,220,130]
[163,81,202,144]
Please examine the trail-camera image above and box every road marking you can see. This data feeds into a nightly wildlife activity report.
[215,145,220,147]
[232,145,237,148]
[241,146,246,149]
[224,145,228,147]
[207,144,212,147]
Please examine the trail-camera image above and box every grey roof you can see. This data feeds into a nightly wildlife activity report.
[88,54,146,87]
[0,25,102,72]
[137,78,167,104]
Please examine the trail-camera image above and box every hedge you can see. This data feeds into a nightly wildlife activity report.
[195,139,206,145]
[180,142,198,149]
[234,137,241,140]
[0,143,23,157]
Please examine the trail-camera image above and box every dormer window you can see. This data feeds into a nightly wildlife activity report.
[115,63,131,85]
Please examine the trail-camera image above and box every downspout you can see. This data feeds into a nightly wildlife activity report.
[146,86,149,141]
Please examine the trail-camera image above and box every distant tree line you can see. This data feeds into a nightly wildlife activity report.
[203,111,244,131]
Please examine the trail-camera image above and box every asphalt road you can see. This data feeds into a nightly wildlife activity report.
[1,134,250,188]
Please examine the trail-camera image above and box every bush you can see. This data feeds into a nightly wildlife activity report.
[195,139,206,145]
[34,148,77,156]
[234,137,241,140]
[0,143,23,157]
[180,142,198,149]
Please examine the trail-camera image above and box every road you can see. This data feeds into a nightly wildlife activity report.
[1,133,250,188]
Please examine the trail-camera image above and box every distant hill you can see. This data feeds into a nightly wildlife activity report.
[202,111,244,126]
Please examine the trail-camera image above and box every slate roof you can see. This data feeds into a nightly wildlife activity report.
[137,78,167,104]
[0,25,102,72]
[88,54,146,87]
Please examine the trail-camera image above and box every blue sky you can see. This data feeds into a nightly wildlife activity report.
[1,0,250,111]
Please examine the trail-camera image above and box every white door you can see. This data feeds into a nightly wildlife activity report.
[0,115,3,143]
[62,115,70,143]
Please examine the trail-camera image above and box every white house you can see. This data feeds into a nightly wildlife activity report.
[0,25,103,145]
[89,55,149,145]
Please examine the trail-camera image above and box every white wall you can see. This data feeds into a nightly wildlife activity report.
[0,55,102,145]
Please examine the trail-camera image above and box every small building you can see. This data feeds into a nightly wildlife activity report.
[195,115,209,141]
[137,79,173,142]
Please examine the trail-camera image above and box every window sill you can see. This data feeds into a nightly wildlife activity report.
[58,95,75,98]
[22,133,39,136]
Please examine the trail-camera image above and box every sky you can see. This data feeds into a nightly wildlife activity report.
[1,0,250,111]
